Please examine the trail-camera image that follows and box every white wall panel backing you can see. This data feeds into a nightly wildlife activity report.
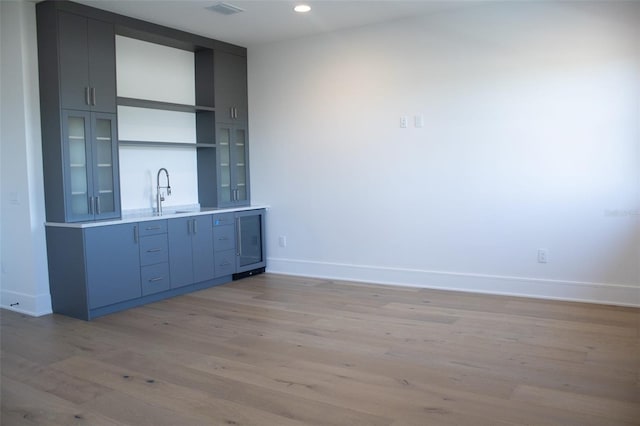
[115,35,195,105]
[249,1,640,306]
[117,106,196,143]
[119,146,198,211]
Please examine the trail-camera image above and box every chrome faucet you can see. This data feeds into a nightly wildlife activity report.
[156,168,171,215]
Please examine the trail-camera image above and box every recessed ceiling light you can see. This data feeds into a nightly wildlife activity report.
[294,4,311,13]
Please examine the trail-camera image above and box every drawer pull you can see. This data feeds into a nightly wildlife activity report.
[146,248,162,253]
[218,237,228,241]
[220,261,231,266]
[146,226,161,231]
[148,277,164,282]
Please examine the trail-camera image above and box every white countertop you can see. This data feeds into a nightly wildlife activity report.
[45,204,269,228]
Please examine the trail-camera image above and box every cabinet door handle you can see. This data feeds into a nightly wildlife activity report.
[148,276,164,282]
[95,196,101,215]
[133,225,139,243]
[193,219,198,234]
[233,107,236,119]
[146,248,162,253]
[187,220,192,235]
[90,87,96,106]
[236,217,242,256]
[85,87,91,106]
[88,196,94,214]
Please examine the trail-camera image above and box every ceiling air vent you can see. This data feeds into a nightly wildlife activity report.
[206,2,245,15]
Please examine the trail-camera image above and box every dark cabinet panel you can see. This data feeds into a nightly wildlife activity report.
[139,233,169,266]
[58,12,90,111]
[141,263,171,296]
[213,225,235,252]
[168,216,215,288]
[192,216,216,283]
[85,223,141,309]
[168,217,194,288]
[214,51,248,122]
[58,11,116,113]
[87,18,117,113]
[215,249,236,278]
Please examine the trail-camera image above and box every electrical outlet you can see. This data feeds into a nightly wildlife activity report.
[400,116,408,128]
[537,248,548,263]
[278,236,287,248]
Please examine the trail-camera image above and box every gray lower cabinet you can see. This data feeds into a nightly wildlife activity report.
[138,220,170,295]
[168,216,215,288]
[213,213,236,278]
[85,224,141,308]
[46,210,264,320]
[46,222,140,319]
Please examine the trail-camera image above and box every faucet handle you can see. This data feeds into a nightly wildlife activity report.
[160,193,165,202]
[167,187,171,196]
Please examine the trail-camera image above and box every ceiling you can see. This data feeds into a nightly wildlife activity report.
[74,0,465,47]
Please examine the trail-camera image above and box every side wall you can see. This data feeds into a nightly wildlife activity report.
[248,1,640,305]
[1,0,52,315]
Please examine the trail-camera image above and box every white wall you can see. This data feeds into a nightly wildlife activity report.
[249,1,640,306]
[1,0,52,315]
[116,36,199,211]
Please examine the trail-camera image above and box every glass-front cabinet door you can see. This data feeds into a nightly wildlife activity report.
[216,122,249,207]
[217,125,232,205]
[63,111,94,221]
[91,113,120,219]
[62,110,120,222]
[234,127,248,204]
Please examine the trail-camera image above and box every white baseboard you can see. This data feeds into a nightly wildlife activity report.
[267,257,640,307]
[1,289,52,317]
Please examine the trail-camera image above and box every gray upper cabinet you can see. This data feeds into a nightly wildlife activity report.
[198,49,250,208]
[37,2,120,223]
[214,51,248,123]
[168,216,215,288]
[58,11,116,113]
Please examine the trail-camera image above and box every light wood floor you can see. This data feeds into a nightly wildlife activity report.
[2,273,639,425]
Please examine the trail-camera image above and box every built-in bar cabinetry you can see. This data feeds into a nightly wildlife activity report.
[38,1,264,320]
[36,0,251,223]
[46,209,266,320]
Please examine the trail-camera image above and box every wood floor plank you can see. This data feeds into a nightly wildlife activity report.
[0,376,123,426]
[2,273,638,425]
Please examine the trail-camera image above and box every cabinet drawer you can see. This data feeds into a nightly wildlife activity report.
[139,220,167,236]
[215,249,236,278]
[141,262,170,296]
[213,213,234,227]
[213,225,235,252]
[139,234,168,266]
